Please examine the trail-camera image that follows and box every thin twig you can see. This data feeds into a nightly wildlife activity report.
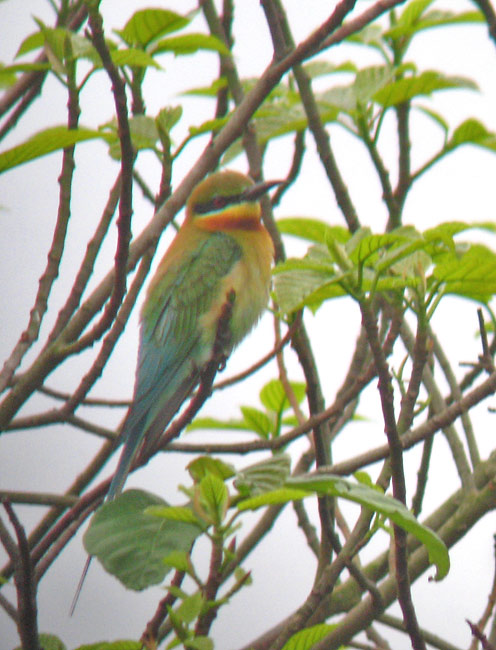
[360,299,426,650]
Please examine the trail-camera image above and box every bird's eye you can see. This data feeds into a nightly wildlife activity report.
[194,195,230,215]
[212,196,226,209]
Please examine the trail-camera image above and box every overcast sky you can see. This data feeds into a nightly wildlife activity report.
[2,1,496,649]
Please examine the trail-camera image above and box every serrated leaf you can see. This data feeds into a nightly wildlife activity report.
[277,217,349,245]
[117,9,189,48]
[281,623,337,650]
[431,244,496,303]
[84,490,201,590]
[187,456,236,481]
[241,405,274,438]
[348,227,419,265]
[274,268,345,314]
[199,474,228,525]
[289,475,450,580]
[373,71,477,108]
[153,33,230,56]
[235,454,291,497]
[274,249,347,314]
[0,126,109,173]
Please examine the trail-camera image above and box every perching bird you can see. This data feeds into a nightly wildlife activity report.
[71,170,279,611]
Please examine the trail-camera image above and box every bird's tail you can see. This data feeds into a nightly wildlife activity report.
[69,555,92,616]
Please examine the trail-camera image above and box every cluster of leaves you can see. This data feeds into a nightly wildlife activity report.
[0,7,229,173]
[80,445,448,650]
[274,219,496,320]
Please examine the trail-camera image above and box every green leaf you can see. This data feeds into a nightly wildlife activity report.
[175,591,205,624]
[0,65,17,89]
[84,490,201,590]
[240,405,274,438]
[259,379,306,413]
[446,118,496,153]
[146,505,201,525]
[162,550,193,574]
[74,642,141,650]
[235,454,291,497]
[104,115,159,159]
[183,77,228,97]
[415,105,449,134]
[431,244,496,303]
[110,48,161,69]
[199,474,228,525]
[187,456,236,482]
[17,26,69,59]
[237,487,313,510]
[187,415,251,432]
[157,106,183,134]
[274,255,346,314]
[277,217,349,245]
[319,65,395,113]
[0,126,109,174]
[185,638,213,650]
[386,5,484,40]
[385,0,435,39]
[117,9,189,48]
[281,623,336,650]
[19,634,66,650]
[153,33,230,56]
[289,475,450,580]
[303,60,357,79]
[188,115,230,137]
[373,71,477,108]
[346,23,387,54]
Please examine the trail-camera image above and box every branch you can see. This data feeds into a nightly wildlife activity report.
[359,299,425,650]
[75,4,134,351]
[0,60,80,394]
[2,502,39,650]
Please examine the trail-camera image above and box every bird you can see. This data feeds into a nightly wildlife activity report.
[70,169,280,612]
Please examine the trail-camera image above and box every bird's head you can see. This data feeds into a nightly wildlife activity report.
[187,170,282,231]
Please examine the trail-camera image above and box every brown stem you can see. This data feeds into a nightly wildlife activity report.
[3,502,40,650]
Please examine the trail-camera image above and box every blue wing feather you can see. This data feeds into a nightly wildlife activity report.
[106,231,242,500]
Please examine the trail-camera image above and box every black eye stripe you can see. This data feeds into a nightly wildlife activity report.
[194,192,247,215]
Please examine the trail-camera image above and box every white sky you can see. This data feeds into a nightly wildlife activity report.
[1,1,496,649]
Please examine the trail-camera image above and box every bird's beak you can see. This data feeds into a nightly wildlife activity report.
[240,179,286,202]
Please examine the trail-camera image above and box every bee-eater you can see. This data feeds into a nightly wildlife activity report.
[108,169,278,499]
[71,170,278,612]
